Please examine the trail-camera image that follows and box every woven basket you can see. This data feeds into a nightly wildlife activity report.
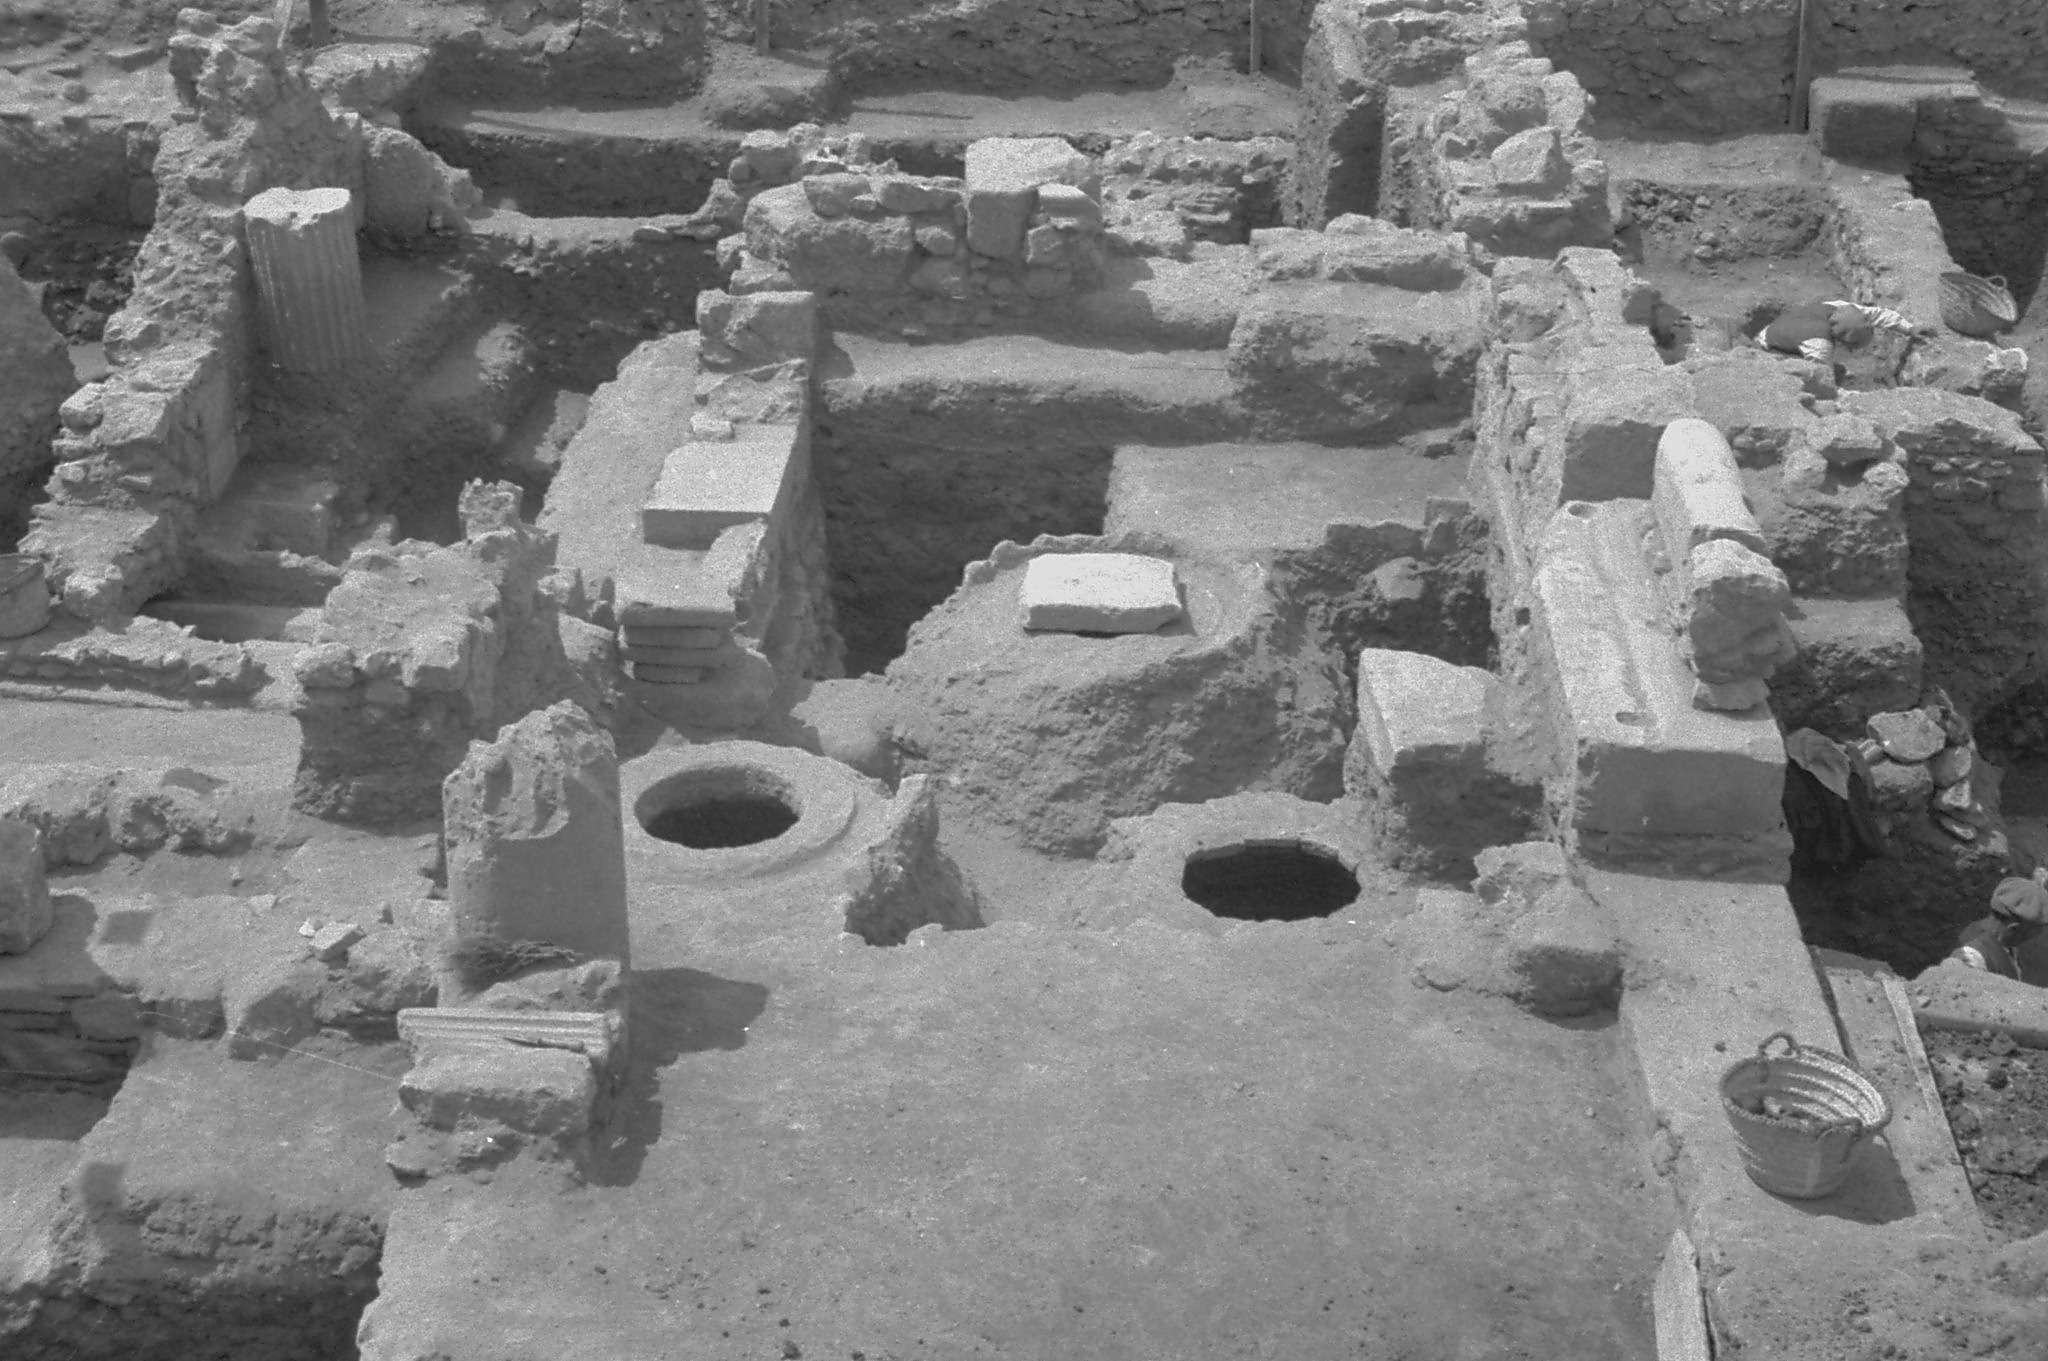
[1719,1032,1891,1199]
[1939,271,2018,337]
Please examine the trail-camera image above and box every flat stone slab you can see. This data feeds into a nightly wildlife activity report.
[641,423,799,551]
[1910,958,2048,1046]
[1019,553,1182,634]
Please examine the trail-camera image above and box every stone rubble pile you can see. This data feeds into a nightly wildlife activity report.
[1856,694,1993,847]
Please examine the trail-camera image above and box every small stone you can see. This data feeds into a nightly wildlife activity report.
[1864,758,1933,815]
[802,173,870,219]
[1693,676,1769,711]
[1851,738,1885,769]
[1935,813,1977,843]
[1933,780,1973,815]
[310,922,366,962]
[688,413,736,442]
[1928,744,1973,788]
[61,81,90,104]
[1867,709,1946,762]
[631,225,673,243]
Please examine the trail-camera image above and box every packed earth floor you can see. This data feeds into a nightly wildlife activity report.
[3,2,2048,1360]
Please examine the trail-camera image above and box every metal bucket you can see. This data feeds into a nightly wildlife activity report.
[1720,1032,1891,1199]
[0,554,50,639]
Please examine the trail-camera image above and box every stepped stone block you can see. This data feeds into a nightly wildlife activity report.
[442,702,629,966]
[244,186,369,373]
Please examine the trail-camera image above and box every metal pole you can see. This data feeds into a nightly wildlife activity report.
[1790,0,1817,130]
[1249,0,1261,76]
[755,0,771,55]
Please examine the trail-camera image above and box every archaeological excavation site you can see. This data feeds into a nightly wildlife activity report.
[7,0,2048,1356]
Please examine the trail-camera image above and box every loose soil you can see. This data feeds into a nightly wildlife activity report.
[1925,1027,2048,1241]
[9,221,143,344]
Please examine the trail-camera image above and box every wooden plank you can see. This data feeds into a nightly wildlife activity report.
[1790,0,1819,131]
[1653,1227,1712,1361]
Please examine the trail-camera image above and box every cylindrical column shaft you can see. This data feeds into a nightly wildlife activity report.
[243,185,368,373]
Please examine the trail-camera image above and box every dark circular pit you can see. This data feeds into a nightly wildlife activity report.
[636,765,802,849]
[1181,841,1361,922]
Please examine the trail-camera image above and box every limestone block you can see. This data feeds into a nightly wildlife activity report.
[1036,182,1102,232]
[399,1044,596,1142]
[1811,414,1887,467]
[1490,126,1568,194]
[1694,676,1770,713]
[1685,539,1795,685]
[1352,648,1491,782]
[1019,553,1182,634]
[642,422,799,551]
[243,186,369,373]
[1254,220,1469,291]
[802,173,873,219]
[873,175,961,215]
[1654,418,1765,563]
[442,701,630,966]
[1501,883,1621,1016]
[695,288,819,370]
[1554,248,1658,327]
[963,137,1096,261]
[0,820,52,954]
[1868,708,1945,762]
[1808,77,1917,164]
[737,129,802,185]
[1560,366,1695,501]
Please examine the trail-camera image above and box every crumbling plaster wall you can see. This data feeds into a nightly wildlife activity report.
[1530,0,2048,133]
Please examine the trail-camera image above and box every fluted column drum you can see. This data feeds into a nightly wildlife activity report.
[243,186,368,373]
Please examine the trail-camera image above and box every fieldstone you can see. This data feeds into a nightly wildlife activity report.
[1810,414,1887,467]
[1489,126,1568,194]
[1929,744,1973,788]
[1035,182,1102,232]
[1019,553,1182,634]
[1865,757,1933,814]
[1934,779,1974,815]
[802,172,870,219]
[1867,708,1945,762]
[311,921,365,962]
[0,819,53,954]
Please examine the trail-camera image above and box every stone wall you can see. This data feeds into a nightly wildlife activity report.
[1532,0,2048,133]
[704,0,1315,90]
[20,11,480,625]
[291,482,622,826]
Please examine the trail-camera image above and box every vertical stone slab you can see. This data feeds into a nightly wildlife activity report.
[0,819,53,954]
[442,701,630,965]
[243,186,368,373]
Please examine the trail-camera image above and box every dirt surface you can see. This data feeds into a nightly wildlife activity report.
[367,885,1672,1361]
[1927,1028,2048,1241]
[6,222,143,345]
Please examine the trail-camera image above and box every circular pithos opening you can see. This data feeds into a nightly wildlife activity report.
[1181,841,1361,922]
[636,766,801,849]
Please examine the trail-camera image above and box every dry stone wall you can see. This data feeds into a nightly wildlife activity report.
[704,0,1315,90]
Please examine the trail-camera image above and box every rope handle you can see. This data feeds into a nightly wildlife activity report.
[1752,1032,1866,1137]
